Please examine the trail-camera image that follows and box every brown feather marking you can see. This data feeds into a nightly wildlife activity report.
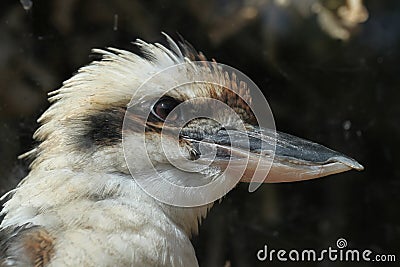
[207,83,256,124]
[22,229,55,267]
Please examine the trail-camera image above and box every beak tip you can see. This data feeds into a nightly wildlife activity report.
[329,156,364,171]
[354,162,364,171]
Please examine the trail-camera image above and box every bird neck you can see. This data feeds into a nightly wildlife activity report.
[1,168,212,265]
[1,167,212,236]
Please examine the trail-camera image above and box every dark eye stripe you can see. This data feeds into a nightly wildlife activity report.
[80,107,125,148]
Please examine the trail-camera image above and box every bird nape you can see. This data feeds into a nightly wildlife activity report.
[0,34,363,267]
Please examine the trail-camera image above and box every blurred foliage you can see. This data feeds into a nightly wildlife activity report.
[0,0,399,266]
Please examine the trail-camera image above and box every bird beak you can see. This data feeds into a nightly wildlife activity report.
[185,127,363,184]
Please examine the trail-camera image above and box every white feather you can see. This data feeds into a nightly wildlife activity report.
[1,35,217,266]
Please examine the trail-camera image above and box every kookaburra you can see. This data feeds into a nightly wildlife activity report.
[0,34,363,266]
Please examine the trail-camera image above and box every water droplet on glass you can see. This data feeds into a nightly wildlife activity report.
[20,0,33,11]
[343,120,351,130]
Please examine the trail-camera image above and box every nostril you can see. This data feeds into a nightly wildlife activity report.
[189,144,201,160]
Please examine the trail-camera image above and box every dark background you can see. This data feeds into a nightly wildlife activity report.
[0,0,399,266]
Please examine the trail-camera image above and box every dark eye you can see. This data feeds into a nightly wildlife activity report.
[151,96,180,121]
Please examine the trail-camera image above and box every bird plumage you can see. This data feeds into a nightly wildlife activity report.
[1,35,213,266]
[0,34,363,266]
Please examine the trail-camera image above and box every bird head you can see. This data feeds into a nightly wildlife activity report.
[25,34,363,208]
[0,34,364,266]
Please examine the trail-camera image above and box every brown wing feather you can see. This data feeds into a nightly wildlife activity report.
[0,225,55,267]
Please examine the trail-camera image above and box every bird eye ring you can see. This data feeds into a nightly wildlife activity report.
[151,96,181,122]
